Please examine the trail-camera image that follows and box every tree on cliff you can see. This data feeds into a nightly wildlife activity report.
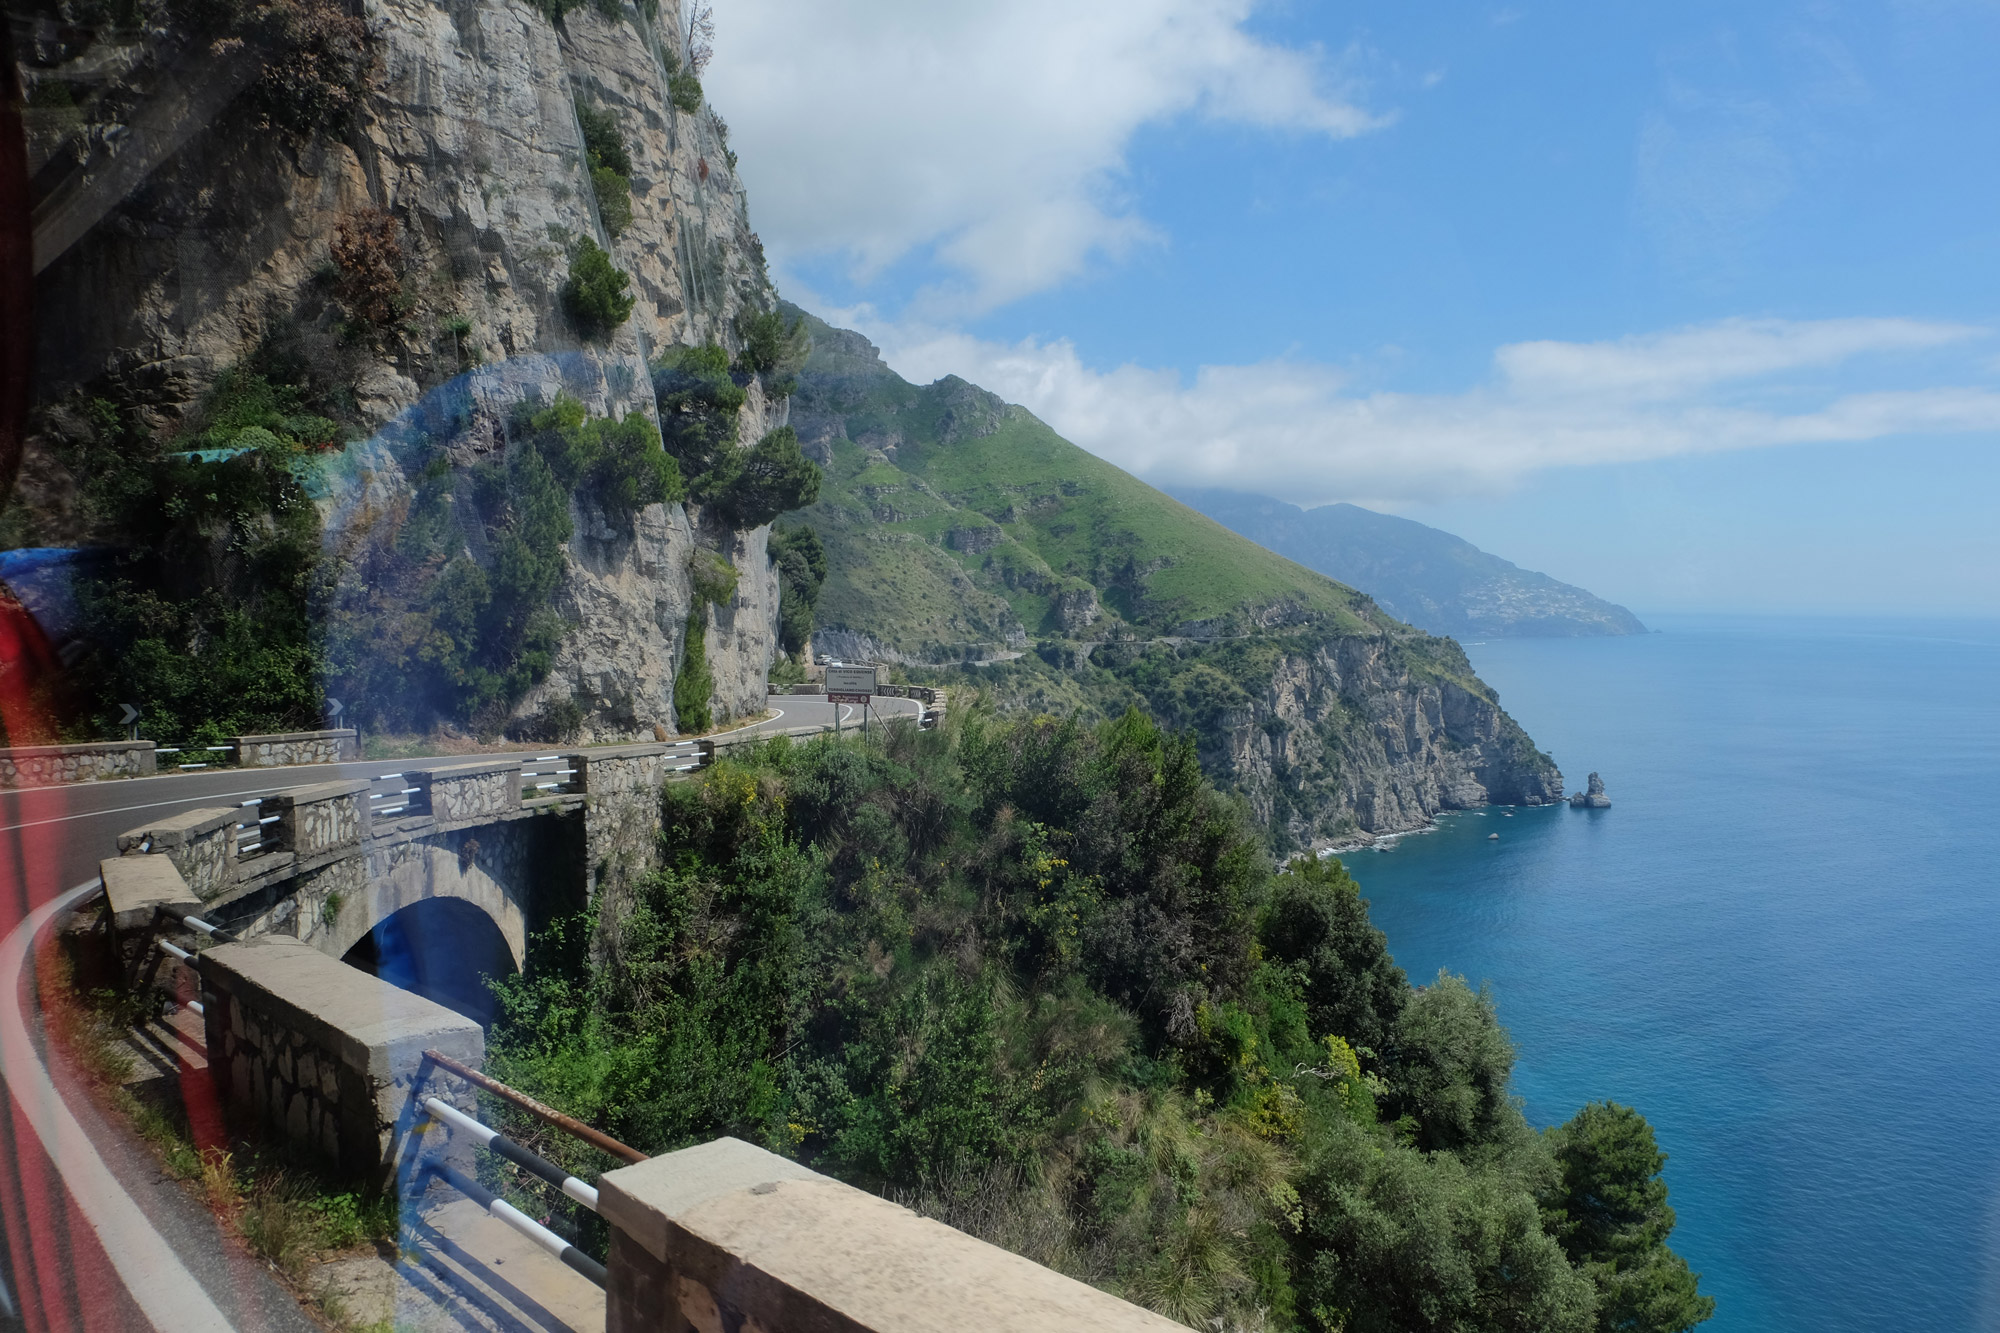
[1543,1101,1716,1333]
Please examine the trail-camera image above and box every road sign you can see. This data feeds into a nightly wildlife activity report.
[326,697,345,722]
[825,664,876,705]
[118,703,140,726]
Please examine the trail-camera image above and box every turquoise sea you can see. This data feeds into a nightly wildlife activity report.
[1341,615,2000,1333]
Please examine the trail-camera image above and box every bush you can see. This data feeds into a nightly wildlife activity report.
[561,238,635,341]
[668,71,702,113]
[591,166,633,236]
[769,523,825,655]
[713,426,821,528]
[653,342,745,478]
[576,102,634,237]
[484,712,1711,1331]
[734,309,811,382]
[330,207,403,325]
[672,610,713,733]
[253,0,372,139]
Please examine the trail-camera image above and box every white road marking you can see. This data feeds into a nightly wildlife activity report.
[0,879,236,1332]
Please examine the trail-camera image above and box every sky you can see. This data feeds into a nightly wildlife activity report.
[704,0,2000,616]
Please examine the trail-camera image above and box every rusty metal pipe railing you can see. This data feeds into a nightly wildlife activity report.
[423,1048,648,1165]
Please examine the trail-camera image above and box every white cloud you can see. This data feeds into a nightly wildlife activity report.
[844,314,1999,505]
[705,0,1386,311]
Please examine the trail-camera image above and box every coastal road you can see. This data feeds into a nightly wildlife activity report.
[0,693,920,1331]
[0,694,922,902]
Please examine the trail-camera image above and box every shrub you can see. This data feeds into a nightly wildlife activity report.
[672,609,713,733]
[668,71,702,113]
[734,309,811,381]
[712,426,820,528]
[769,523,825,656]
[591,165,633,236]
[561,238,635,341]
[512,392,682,516]
[330,207,403,325]
[576,101,635,237]
[253,0,372,140]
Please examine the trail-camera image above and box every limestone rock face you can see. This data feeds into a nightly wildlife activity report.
[30,0,788,737]
[1200,633,1565,844]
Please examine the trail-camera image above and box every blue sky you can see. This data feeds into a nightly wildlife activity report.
[706,0,2000,615]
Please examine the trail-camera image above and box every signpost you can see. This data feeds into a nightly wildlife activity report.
[825,664,877,735]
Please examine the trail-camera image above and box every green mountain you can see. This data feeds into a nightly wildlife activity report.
[783,309,1564,850]
[1175,490,1647,639]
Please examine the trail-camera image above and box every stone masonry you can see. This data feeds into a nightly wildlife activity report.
[235,729,360,767]
[198,938,482,1185]
[0,740,156,786]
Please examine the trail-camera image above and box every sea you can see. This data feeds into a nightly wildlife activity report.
[1339,614,2000,1333]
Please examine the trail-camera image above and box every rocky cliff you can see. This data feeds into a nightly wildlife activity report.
[784,312,1563,849]
[18,0,783,736]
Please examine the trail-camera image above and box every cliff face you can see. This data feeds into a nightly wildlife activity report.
[784,313,1564,848]
[23,0,782,735]
[1200,636,1563,842]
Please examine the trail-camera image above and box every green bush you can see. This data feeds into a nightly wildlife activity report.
[483,712,1710,1329]
[514,393,683,517]
[734,309,811,382]
[712,426,821,528]
[668,71,702,113]
[652,342,746,480]
[672,610,713,733]
[561,238,635,341]
[576,102,634,236]
[769,523,826,656]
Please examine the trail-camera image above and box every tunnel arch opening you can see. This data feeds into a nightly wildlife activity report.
[342,896,517,1026]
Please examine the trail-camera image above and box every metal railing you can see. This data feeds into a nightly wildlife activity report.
[155,744,237,771]
[418,1049,650,1291]
[518,756,578,799]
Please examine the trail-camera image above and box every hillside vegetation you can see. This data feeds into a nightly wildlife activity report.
[488,714,1711,1332]
[783,311,1563,849]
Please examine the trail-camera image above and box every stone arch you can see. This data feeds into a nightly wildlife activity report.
[343,897,516,1026]
[310,832,532,982]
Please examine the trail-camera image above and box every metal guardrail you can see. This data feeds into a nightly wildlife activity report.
[155,744,237,771]
[518,756,578,799]
[418,1051,647,1291]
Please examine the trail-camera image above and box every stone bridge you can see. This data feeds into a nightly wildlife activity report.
[111,739,724,1020]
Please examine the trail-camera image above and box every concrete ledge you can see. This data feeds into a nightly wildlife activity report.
[598,1138,1184,1333]
[100,855,200,931]
[116,804,240,854]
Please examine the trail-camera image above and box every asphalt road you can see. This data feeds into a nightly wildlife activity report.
[0,694,919,899]
[0,692,919,1331]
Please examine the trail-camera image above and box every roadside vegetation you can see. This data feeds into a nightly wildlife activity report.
[486,711,1712,1332]
[38,942,398,1332]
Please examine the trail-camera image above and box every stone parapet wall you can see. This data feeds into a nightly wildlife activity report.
[599,1139,1183,1333]
[418,758,524,828]
[235,729,359,767]
[0,740,156,786]
[262,779,369,858]
[198,938,482,1185]
[116,804,244,900]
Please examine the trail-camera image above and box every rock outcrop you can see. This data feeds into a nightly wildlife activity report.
[1569,772,1611,808]
[25,0,785,735]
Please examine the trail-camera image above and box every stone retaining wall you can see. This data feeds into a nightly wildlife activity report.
[198,938,482,1185]
[0,740,155,786]
[235,729,359,767]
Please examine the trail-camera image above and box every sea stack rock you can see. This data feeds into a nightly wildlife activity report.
[1569,773,1612,809]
